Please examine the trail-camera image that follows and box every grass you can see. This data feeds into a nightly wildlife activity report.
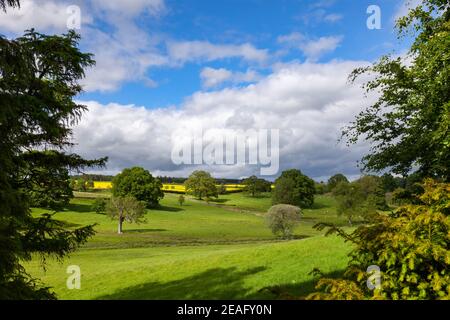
[25,192,353,299]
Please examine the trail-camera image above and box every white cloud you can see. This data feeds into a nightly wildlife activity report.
[200,67,261,88]
[166,40,269,65]
[0,0,92,34]
[72,60,375,180]
[80,25,168,92]
[278,32,343,61]
[300,36,343,61]
[0,0,270,92]
[324,13,343,23]
[91,0,165,17]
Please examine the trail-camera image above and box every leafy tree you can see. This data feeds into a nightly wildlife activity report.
[107,196,146,234]
[314,182,326,195]
[333,181,375,226]
[266,204,301,239]
[86,179,94,190]
[354,175,388,210]
[309,179,450,300]
[242,175,271,197]
[343,0,450,180]
[112,167,164,208]
[327,174,349,192]
[21,151,73,210]
[380,173,398,193]
[91,198,107,214]
[178,195,185,206]
[272,169,315,208]
[0,29,106,299]
[184,170,218,200]
[0,0,19,11]
[332,176,387,225]
[217,183,227,195]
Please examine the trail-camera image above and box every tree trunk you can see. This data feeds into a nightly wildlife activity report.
[118,209,124,234]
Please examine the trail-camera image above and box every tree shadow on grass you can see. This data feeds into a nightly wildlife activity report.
[257,269,346,299]
[155,205,183,212]
[97,266,266,300]
[124,228,167,233]
[209,198,230,204]
[65,202,93,213]
[308,201,332,210]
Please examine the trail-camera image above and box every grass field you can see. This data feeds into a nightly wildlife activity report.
[25,192,353,299]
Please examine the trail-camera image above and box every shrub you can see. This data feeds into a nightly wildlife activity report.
[91,198,107,214]
[309,179,450,300]
[178,195,185,206]
[266,204,301,239]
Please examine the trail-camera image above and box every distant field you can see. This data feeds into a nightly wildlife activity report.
[26,192,353,299]
[92,181,246,193]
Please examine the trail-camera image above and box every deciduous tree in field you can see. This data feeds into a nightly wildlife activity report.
[92,198,107,214]
[272,169,315,208]
[0,27,106,299]
[266,204,302,239]
[327,174,349,192]
[112,167,164,208]
[242,175,271,197]
[184,170,218,200]
[178,195,185,206]
[107,197,146,234]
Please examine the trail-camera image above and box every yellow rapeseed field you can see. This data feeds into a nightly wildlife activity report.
[93,181,247,193]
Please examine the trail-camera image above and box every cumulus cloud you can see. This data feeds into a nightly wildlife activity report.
[166,41,269,65]
[0,0,268,92]
[278,32,343,62]
[0,0,92,34]
[91,0,165,17]
[71,60,375,180]
[200,67,261,88]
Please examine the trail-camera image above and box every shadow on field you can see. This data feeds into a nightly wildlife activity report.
[156,205,183,212]
[209,198,230,204]
[308,202,332,210]
[65,203,93,213]
[97,266,267,300]
[124,228,167,233]
[257,269,346,299]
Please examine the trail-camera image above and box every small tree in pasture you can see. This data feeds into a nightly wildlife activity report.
[178,195,185,206]
[242,175,271,197]
[92,198,107,214]
[272,169,315,208]
[185,170,218,200]
[266,204,301,239]
[107,196,146,234]
[327,174,349,192]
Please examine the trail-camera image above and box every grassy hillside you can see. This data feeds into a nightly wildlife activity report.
[26,192,352,299]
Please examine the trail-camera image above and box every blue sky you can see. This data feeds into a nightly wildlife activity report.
[0,0,418,180]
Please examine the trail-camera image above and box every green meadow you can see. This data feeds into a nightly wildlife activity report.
[26,192,352,299]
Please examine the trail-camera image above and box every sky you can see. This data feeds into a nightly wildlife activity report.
[0,0,420,181]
